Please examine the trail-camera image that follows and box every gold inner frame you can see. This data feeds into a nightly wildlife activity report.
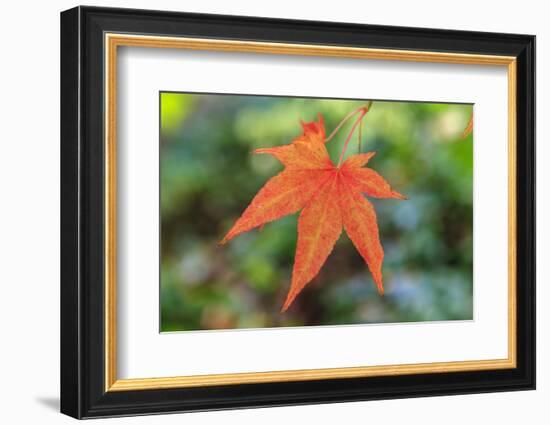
[104,33,517,392]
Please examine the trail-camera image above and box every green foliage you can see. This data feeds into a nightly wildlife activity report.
[160,93,473,331]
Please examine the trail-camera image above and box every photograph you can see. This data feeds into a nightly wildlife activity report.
[160,93,474,332]
[56,5,535,419]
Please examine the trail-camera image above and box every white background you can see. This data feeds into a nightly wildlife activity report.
[118,48,509,378]
[0,0,545,424]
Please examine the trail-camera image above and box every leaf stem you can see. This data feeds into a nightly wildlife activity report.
[325,107,362,143]
[336,101,373,167]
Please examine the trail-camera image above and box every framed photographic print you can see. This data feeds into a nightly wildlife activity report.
[60,6,535,419]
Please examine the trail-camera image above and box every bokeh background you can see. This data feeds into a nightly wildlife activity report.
[160,92,473,332]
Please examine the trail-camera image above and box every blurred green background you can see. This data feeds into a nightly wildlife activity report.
[160,92,473,332]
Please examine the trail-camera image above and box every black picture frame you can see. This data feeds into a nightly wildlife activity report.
[61,5,535,419]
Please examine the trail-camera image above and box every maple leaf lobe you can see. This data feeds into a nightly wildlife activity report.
[282,173,342,311]
[219,169,332,245]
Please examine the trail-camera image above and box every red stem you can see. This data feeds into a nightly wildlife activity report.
[325,107,362,143]
[337,108,366,167]
[325,101,373,167]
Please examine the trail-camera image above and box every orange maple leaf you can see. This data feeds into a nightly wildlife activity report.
[221,110,406,312]
[462,113,474,139]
